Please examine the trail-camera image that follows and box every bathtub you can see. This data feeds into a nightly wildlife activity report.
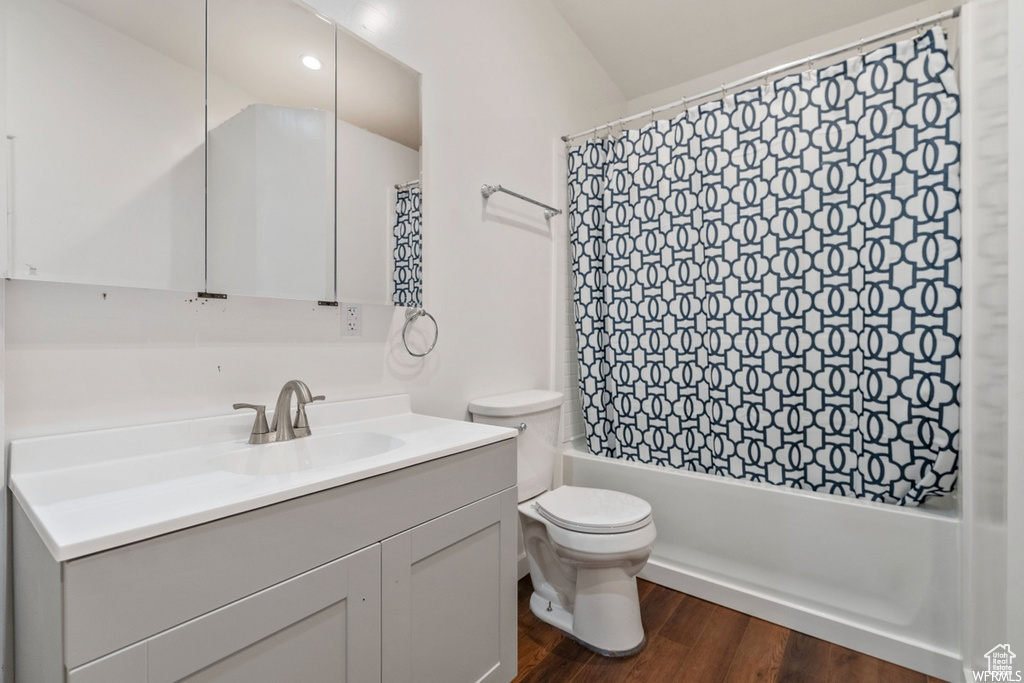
[562,445,961,681]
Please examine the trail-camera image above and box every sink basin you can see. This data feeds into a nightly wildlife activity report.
[10,394,517,561]
[210,431,405,476]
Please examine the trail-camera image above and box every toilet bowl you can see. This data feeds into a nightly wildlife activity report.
[468,390,656,656]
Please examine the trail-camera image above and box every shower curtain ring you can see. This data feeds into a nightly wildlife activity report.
[650,108,656,124]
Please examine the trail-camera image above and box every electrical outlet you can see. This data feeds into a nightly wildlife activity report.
[342,303,362,337]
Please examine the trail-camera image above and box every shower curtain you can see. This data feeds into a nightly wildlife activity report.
[393,184,423,308]
[569,28,960,506]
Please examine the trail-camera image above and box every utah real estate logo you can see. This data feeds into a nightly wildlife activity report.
[974,644,1022,681]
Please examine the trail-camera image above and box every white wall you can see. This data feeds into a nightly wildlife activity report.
[0,0,8,676]
[310,0,627,415]
[4,0,622,441]
[2,1,623,674]
[624,0,961,117]
[958,0,1024,678]
[1007,0,1024,657]
[960,1,1008,676]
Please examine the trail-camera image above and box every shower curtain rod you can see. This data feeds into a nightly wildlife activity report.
[562,6,960,144]
[395,179,421,190]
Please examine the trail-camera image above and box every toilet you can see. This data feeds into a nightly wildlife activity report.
[468,390,656,656]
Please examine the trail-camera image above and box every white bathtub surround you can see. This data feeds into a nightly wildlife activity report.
[11,394,515,561]
[564,447,959,680]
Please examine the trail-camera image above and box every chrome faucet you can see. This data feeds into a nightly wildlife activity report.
[272,379,324,442]
[234,380,324,444]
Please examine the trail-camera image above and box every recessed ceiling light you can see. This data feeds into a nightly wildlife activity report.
[301,55,322,71]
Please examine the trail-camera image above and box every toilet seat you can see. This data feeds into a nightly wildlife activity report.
[534,486,652,534]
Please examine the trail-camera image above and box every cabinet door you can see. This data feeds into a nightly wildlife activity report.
[7,0,206,291]
[70,544,382,683]
[381,488,518,683]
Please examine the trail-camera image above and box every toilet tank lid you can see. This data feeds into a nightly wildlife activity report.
[468,390,563,417]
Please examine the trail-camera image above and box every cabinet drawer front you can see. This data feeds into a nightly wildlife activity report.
[67,642,146,683]
[63,439,515,668]
[149,544,379,683]
[67,544,382,683]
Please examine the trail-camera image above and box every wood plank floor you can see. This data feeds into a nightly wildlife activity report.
[513,577,948,683]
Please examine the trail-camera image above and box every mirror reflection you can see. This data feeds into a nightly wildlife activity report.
[334,25,422,306]
[206,0,337,301]
[391,180,422,307]
[7,0,423,304]
[7,0,206,290]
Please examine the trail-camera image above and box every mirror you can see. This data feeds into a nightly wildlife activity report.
[6,0,206,291]
[206,0,422,304]
[206,0,336,301]
[334,25,422,306]
[7,0,421,304]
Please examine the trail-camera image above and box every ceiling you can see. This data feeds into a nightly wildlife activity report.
[549,0,935,101]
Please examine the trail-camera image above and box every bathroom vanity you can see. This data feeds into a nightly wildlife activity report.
[11,396,518,683]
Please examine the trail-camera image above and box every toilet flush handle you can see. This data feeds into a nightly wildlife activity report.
[517,423,527,433]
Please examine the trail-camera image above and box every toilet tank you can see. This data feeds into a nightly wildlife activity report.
[468,390,563,502]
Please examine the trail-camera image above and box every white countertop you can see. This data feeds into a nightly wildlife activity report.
[10,395,516,562]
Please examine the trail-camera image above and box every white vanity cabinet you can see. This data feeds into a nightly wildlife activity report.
[14,439,518,683]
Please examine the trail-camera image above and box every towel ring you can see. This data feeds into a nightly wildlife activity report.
[402,308,438,357]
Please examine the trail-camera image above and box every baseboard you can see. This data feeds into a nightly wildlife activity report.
[640,557,963,682]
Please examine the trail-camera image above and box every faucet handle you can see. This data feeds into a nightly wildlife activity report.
[293,394,325,435]
[233,403,272,445]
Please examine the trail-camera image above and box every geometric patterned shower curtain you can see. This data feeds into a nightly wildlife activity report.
[568,28,960,506]
[393,184,423,308]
